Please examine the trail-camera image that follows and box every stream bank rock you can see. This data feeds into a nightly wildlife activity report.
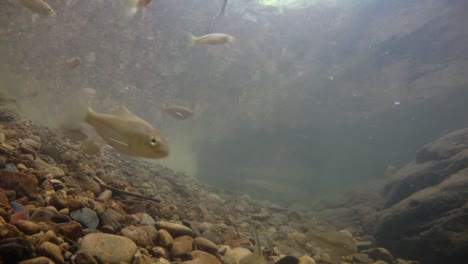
[375,128,468,264]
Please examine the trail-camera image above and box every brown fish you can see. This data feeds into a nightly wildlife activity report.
[189,33,235,46]
[85,104,169,159]
[239,230,267,264]
[66,57,82,70]
[162,104,193,120]
[302,229,357,257]
[60,125,89,141]
[16,0,56,17]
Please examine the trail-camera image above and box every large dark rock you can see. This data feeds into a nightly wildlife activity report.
[375,168,468,264]
[383,128,468,206]
[374,128,468,264]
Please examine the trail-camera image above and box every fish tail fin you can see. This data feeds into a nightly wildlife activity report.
[187,33,196,47]
[59,90,91,132]
[125,0,139,18]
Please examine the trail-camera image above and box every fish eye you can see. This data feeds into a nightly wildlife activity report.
[149,138,159,146]
[343,243,348,248]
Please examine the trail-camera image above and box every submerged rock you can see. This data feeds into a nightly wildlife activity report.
[80,233,137,264]
[375,128,468,264]
[0,170,38,198]
[0,238,35,263]
[70,208,99,229]
[121,225,158,247]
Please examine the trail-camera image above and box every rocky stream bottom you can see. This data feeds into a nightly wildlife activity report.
[0,109,424,264]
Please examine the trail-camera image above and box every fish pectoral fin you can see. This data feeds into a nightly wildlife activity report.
[107,137,130,148]
[175,112,184,117]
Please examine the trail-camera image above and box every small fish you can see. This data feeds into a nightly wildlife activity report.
[188,33,235,46]
[82,138,101,155]
[60,125,89,141]
[162,104,193,120]
[208,0,229,32]
[84,104,169,159]
[0,94,18,105]
[302,229,357,257]
[79,88,97,101]
[215,0,229,18]
[240,230,267,264]
[65,57,82,70]
[127,0,152,18]
[0,93,21,112]
[16,0,56,17]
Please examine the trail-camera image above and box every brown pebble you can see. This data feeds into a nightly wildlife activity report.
[37,241,64,264]
[15,220,41,235]
[97,190,112,202]
[156,229,174,249]
[59,221,83,241]
[74,251,98,264]
[171,235,193,257]
[194,237,220,254]
[19,256,55,264]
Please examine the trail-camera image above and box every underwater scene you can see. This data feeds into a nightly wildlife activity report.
[1,0,467,263]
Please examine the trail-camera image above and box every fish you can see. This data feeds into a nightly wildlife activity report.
[162,104,194,120]
[188,33,235,46]
[0,93,21,112]
[0,94,18,105]
[208,0,229,32]
[60,125,89,141]
[65,57,82,70]
[84,104,169,159]
[214,0,229,18]
[127,0,152,18]
[302,229,357,257]
[79,88,97,102]
[239,230,267,264]
[16,0,56,17]
[82,138,101,155]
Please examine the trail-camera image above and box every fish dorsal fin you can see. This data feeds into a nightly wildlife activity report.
[113,103,135,117]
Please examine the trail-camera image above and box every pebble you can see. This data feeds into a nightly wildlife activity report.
[62,175,101,196]
[97,189,112,202]
[220,246,252,264]
[74,251,98,264]
[155,221,195,237]
[121,225,158,247]
[37,241,64,264]
[362,248,394,264]
[171,235,194,257]
[0,237,35,263]
[30,208,56,224]
[141,213,156,225]
[80,233,137,264]
[22,138,41,149]
[298,255,316,264]
[0,170,39,198]
[70,208,99,229]
[194,237,220,254]
[185,250,221,264]
[10,210,29,224]
[58,221,83,241]
[15,220,41,235]
[353,253,369,263]
[156,229,174,248]
[275,256,300,264]
[19,256,55,264]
